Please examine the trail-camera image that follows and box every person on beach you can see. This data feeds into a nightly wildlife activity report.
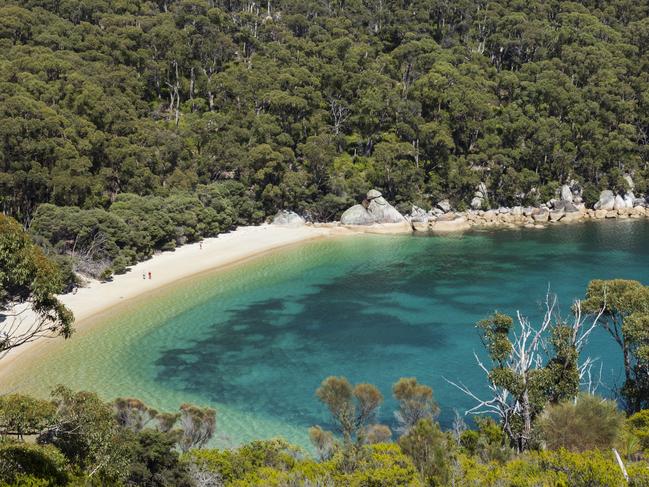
[142,272,146,280]
[148,271,151,280]
[200,242,202,250]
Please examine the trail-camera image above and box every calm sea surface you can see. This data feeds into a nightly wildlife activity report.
[3,220,649,447]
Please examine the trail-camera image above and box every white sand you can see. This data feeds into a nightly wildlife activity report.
[0,222,412,373]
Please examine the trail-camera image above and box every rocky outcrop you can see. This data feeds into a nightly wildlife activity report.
[340,190,407,225]
[532,208,549,222]
[272,210,305,226]
[436,199,452,213]
[431,214,470,232]
[595,190,615,210]
[338,184,648,234]
[560,184,573,203]
[340,205,376,225]
[410,205,429,223]
[471,182,488,210]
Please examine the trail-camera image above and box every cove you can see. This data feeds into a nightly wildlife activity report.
[2,220,649,448]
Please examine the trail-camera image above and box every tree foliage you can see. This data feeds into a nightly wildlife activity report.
[0,214,73,355]
[582,279,649,413]
[0,0,648,231]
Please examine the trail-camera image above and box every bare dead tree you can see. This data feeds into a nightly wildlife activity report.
[329,97,350,135]
[188,463,224,487]
[445,293,604,451]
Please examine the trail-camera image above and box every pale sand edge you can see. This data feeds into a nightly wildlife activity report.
[0,222,412,379]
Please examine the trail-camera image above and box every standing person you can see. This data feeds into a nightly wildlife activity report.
[142,272,146,280]
[200,242,202,250]
[148,271,151,280]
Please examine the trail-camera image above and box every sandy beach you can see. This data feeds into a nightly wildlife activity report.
[0,222,412,375]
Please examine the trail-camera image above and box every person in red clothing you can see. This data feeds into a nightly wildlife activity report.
[148,271,151,280]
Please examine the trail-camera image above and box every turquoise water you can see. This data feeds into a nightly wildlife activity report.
[3,220,649,448]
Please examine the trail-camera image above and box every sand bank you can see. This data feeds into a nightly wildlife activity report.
[0,222,412,373]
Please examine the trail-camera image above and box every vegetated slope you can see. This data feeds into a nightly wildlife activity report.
[1,1,648,222]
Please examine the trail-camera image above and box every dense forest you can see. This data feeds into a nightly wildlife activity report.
[2,0,649,224]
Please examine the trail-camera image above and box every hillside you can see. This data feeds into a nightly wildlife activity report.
[1,0,648,230]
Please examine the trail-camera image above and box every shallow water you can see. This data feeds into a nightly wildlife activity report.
[3,220,649,448]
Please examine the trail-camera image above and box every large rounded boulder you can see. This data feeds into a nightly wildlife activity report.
[271,210,306,226]
[594,190,615,210]
[340,204,375,225]
[340,190,406,225]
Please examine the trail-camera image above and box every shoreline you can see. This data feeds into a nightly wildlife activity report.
[0,221,416,378]
[1,215,646,381]
[0,224,352,375]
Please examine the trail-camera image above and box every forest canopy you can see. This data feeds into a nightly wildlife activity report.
[1,0,648,230]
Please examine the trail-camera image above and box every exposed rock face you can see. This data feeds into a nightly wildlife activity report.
[367,192,407,223]
[272,210,305,226]
[431,214,470,232]
[436,199,452,213]
[411,221,429,232]
[562,211,583,222]
[564,201,580,213]
[410,205,429,222]
[532,208,549,222]
[614,194,626,210]
[549,209,565,222]
[471,182,488,209]
[624,174,635,191]
[560,184,573,202]
[340,204,375,225]
[594,190,615,210]
[340,190,406,225]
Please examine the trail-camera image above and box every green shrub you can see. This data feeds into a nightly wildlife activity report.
[628,410,649,452]
[0,442,69,486]
[536,394,624,452]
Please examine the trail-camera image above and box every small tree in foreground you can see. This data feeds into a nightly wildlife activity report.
[315,376,383,446]
[393,377,439,434]
[178,404,217,452]
[398,418,454,486]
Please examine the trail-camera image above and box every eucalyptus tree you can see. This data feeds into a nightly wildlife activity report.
[582,279,649,413]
